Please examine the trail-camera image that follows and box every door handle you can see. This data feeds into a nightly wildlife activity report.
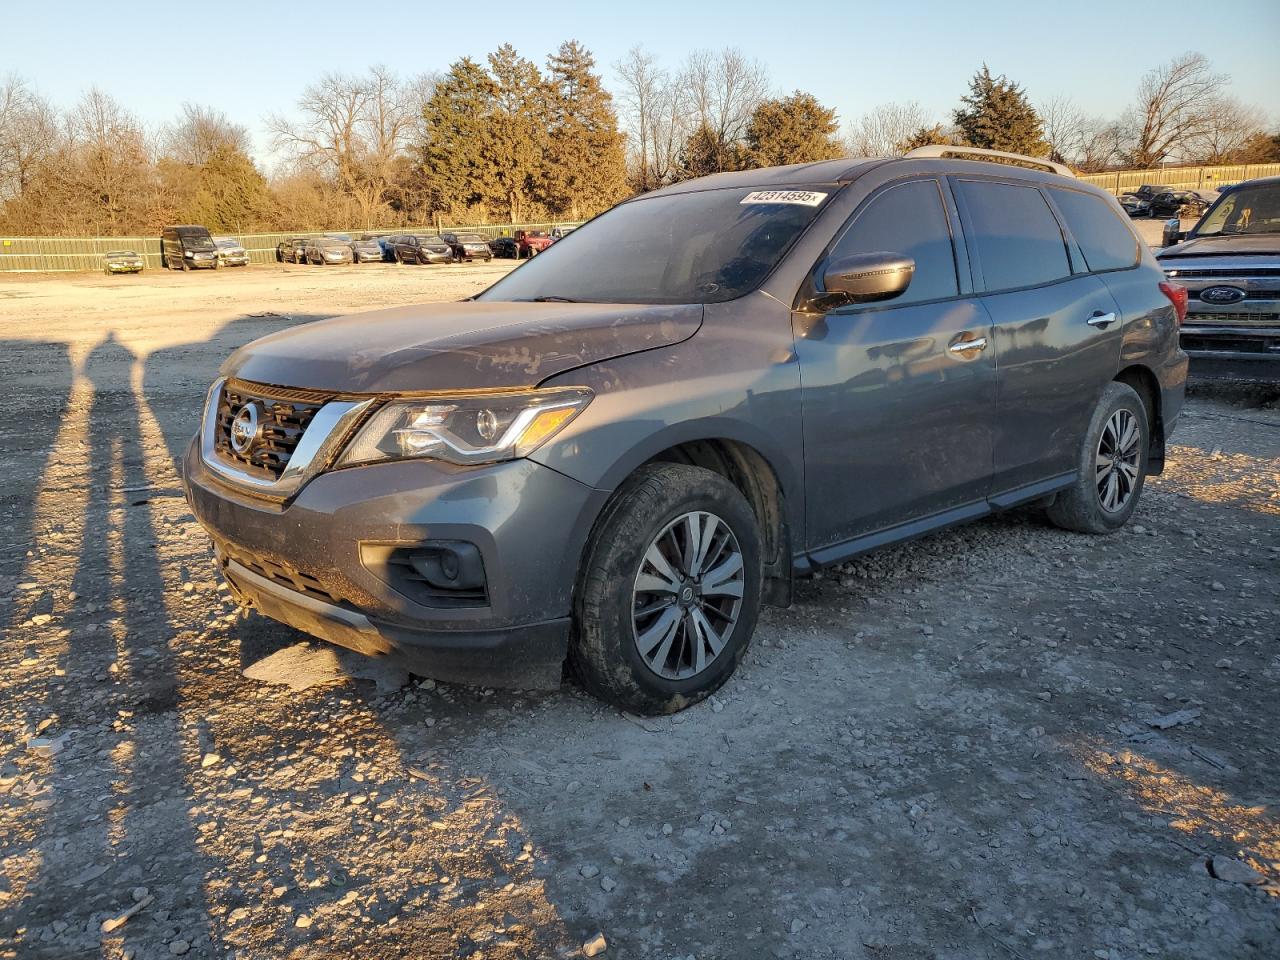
[1087,312,1117,328]
[948,337,988,354]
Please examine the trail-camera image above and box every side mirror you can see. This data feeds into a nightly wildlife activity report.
[818,252,915,307]
[1161,218,1183,248]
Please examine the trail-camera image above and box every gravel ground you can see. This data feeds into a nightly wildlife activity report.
[0,262,1277,960]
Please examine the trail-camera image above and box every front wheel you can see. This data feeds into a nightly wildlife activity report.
[1048,381,1149,534]
[572,464,762,715]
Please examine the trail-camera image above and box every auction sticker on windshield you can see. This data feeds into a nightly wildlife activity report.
[740,190,828,206]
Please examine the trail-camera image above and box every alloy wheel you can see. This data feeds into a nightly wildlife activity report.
[1095,409,1141,513]
[632,511,744,680]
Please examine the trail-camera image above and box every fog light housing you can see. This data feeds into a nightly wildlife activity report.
[360,541,488,608]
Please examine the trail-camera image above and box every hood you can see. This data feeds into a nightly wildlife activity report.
[1158,234,1280,260]
[222,300,703,393]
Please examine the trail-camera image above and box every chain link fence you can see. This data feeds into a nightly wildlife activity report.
[0,222,583,273]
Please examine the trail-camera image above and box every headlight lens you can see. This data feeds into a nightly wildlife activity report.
[336,387,592,467]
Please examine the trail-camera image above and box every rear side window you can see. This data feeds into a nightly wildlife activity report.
[1052,189,1139,272]
[827,179,959,305]
[955,180,1070,291]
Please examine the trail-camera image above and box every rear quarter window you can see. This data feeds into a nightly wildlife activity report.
[1050,189,1139,273]
[954,179,1071,291]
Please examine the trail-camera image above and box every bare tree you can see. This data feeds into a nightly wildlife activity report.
[1187,96,1267,163]
[846,101,931,156]
[1125,52,1228,167]
[615,46,687,190]
[164,104,251,166]
[677,48,770,173]
[268,66,416,226]
[1038,95,1091,165]
[0,74,59,202]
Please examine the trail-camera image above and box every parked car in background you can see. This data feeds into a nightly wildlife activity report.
[392,234,454,264]
[277,238,308,263]
[1158,175,1280,381]
[1119,184,1174,218]
[1148,190,1215,220]
[515,230,553,257]
[442,232,494,262]
[183,146,1187,715]
[305,237,354,265]
[214,237,250,267]
[102,249,144,275]
[350,237,384,263]
[161,224,218,270]
[550,226,577,243]
[489,235,519,259]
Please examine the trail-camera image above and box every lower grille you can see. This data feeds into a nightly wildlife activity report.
[1185,312,1280,326]
[215,380,336,481]
[218,540,347,607]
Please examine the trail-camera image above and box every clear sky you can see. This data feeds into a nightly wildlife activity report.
[4,0,1278,165]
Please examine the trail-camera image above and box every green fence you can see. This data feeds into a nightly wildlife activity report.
[0,222,583,273]
[7,159,1280,272]
[1077,162,1280,196]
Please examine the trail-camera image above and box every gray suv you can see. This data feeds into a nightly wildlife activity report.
[182,147,1188,715]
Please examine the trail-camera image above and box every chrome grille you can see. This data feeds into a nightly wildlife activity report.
[1184,312,1280,326]
[215,380,336,481]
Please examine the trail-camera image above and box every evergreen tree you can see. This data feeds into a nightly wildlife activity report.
[897,123,953,152]
[420,57,497,218]
[486,44,545,222]
[541,40,627,220]
[952,66,1047,156]
[677,123,744,180]
[744,92,843,168]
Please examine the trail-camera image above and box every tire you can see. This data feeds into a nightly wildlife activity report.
[572,463,762,715]
[1048,382,1149,534]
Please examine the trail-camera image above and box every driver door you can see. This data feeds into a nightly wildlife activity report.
[792,177,996,559]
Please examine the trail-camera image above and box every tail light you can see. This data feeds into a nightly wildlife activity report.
[1159,280,1188,326]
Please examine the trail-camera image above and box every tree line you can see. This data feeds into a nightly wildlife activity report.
[842,52,1279,171]
[1,46,1276,238]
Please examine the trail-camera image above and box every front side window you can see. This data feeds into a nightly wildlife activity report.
[1050,188,1139,273]
[955,180,1071,291]
[825,179,959,306]
[478,185,834,305]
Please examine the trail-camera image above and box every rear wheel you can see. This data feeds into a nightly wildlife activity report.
[572,464,762,715]
[1048,381,1149,534]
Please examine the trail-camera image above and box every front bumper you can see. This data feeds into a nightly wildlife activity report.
[106,263,143,272]
[219,255,250,266]
[182,438,605,688]
[422,251,453,263]
[1180,324,1280,382]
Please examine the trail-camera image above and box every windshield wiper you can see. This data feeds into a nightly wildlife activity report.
[528,296,581,303]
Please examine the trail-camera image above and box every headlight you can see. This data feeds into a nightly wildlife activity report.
[184,251,195,257]
[336,387,592,467]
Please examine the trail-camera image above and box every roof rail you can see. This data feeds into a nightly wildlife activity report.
[903,145,1074,178]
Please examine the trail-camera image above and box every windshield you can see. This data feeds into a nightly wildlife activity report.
[318,238,346,248]
[215,239,239,248]
[326,233,352,241]
[479,186,834,304]
[1195,183,1280,237]
[105,250,135,257]
[456,234,485,242]
[418,235,446,245]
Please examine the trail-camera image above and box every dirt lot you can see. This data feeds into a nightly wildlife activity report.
[0,262,1277,960]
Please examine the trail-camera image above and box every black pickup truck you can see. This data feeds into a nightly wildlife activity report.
[1157,176,1280,382]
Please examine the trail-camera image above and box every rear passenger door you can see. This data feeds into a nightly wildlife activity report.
[951,178,1124,498]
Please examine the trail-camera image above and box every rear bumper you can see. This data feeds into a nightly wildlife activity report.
[182,436,605,688]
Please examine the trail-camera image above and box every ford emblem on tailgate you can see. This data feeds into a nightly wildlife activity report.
[1199,286,1246,305]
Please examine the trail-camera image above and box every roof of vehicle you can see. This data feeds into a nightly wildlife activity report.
[641,151,1092,201]
[1221,175,1280,191]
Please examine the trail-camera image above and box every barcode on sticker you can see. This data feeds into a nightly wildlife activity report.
[740,190,827,206]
